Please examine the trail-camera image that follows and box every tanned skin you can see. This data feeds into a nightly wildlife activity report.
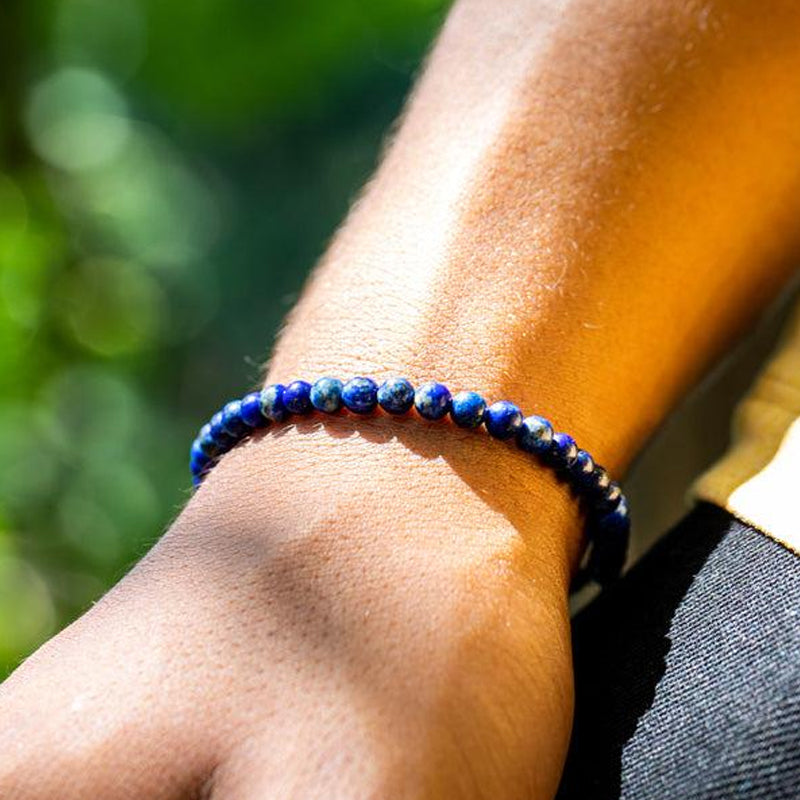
[3,1,800,798]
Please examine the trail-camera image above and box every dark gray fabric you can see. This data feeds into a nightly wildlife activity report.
[557,502,800,800]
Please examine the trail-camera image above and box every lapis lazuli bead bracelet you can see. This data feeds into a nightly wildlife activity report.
[190,377,630,588]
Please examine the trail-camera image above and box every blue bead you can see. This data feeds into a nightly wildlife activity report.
[208,411,235,451]
[547,432,578,469]
[569,449,595,488]
[283,380,313,415]
[450,391,486,428]
[598,480,622,511]
[484,400,523,440]
[221,400,248,437]
[586,464,612,498]
[342,377,378,414]
[588,496,630,584]
[596,496,630,535]
[516,415,553,455]
[414,381,452,420]
[197,423,220,457]
[310,377,344,414]
[240,391,267,427]
[377,378,415,415]
[190,439,212,477]
[260,384,287,422]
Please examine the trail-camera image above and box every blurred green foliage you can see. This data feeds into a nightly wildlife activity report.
[0,0,447,676]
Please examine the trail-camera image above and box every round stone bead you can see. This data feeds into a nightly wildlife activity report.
[414,381,452,420]
[283,380,313,415]
[516,415,553,455]
[450,391,486,428]
[569,449,595,489]
[598,480,622,512]
[208,410,235,451]
[342,377,378,414]
[240,391,268,428]
[221,400,248,438]
[310,377,344,414]
[546,432,578,470]
[190,439,212,477]
[597,495,629,533]
[588,497,630,584]
[260,384,287,422]
[377,378,415,415]
[586,464,612,497]
[591,496,629,545]
[484,400,523,440]
[197,423,220,457]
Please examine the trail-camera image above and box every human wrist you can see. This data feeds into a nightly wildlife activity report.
[186,409,582,585]
[172,422,576,798]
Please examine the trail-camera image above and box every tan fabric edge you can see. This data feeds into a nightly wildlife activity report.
[693,483,800,560]
[690,300,800,562]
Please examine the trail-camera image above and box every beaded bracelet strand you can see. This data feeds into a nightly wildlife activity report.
[190,377,630,589]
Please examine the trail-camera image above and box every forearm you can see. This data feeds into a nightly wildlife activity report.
[268,0,800,476]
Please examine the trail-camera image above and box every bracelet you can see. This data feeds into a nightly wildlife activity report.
[189,376,630,589]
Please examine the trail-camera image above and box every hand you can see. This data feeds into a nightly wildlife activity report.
[1,420,578,799]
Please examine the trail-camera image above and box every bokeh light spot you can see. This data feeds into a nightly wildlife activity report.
[69,462,161,556]
[57,488,123,564]
[42,365,142,457]
[76,126,221,269]
[0,403,60,513]
[25,68,131,172]
[0,229,56,330]
[56,257,165,356]
[0,556,55,664]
